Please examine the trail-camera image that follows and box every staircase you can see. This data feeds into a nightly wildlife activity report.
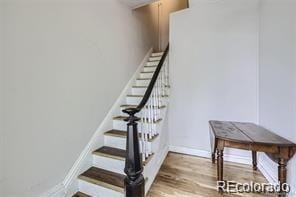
[72,48,169,197]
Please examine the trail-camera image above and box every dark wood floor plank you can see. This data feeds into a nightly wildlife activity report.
[147,152,273,197]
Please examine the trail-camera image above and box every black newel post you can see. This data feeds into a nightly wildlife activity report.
[123,108,145,197]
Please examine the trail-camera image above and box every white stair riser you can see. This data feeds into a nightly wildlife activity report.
[104,135,153,152]
[113,120,161,133]
[126,96,168,106]
[143,66,156,72]
[140,72,154,78]
[136,79,150,86]
[151,52,164,57]
[132,87,147,95]
[147,61,159,66]
[92,155,125,175]
[149,57,161,61]
[104,136,126,150]
[78,180,123,197]
[126,96,143,105]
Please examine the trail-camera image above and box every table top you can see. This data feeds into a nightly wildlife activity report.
[209,120,296,147]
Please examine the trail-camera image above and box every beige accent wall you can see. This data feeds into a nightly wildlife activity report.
[136,0,188,52]
[0,0,153,196]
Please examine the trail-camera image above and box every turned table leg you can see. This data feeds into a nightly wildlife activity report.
[278,158,287,197]
[252,151,257,170]
[212,151,216,164]
[217,149,224,180]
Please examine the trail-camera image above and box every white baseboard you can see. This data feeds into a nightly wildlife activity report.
[169,146,252,165]
[42,47,153,197]
[169,145,210,158]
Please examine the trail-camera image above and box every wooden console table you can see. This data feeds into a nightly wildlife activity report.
[209,120,296,196]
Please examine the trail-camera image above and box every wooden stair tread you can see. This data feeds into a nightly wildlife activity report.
[132,85,148,88]
[132,85,170,88]
[72,192,91,197]
[141,71,154,73]
[113,116,162,123]
[120,104,166,109]
[104,129,127,138]
[78,167,125,192]
[104,129,159,142]
[151,52,164,57]
[93,146,125,160]
[93,145,154,165]
[127,94,169,98]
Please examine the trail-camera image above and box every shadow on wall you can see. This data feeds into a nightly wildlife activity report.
[135,0,188,52]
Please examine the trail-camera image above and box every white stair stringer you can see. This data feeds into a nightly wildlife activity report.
[73,50,169,197]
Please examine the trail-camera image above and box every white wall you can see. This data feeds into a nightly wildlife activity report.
[0,0,4,194]
[1,0,152,196]
[169,0,259,157]
[170,0,296,193]
[258,0,296,192]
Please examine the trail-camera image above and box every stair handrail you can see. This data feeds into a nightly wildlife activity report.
[137,44,169,111]
[123,44,169,115]
[122,44,169,197]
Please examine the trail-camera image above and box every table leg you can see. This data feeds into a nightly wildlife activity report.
[217,149,224,182]
[278,158,287,197]
[212,151,216,164]
[252,151,257,170]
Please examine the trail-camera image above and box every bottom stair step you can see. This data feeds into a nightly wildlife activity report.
[72,192,91,197]
[78,167,125,193]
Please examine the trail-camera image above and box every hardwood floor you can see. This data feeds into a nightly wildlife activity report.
[147,152,276,197]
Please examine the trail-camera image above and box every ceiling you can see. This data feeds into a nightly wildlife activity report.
[119,0,159,9]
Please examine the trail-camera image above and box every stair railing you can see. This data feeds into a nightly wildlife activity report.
[122,44,169,197]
